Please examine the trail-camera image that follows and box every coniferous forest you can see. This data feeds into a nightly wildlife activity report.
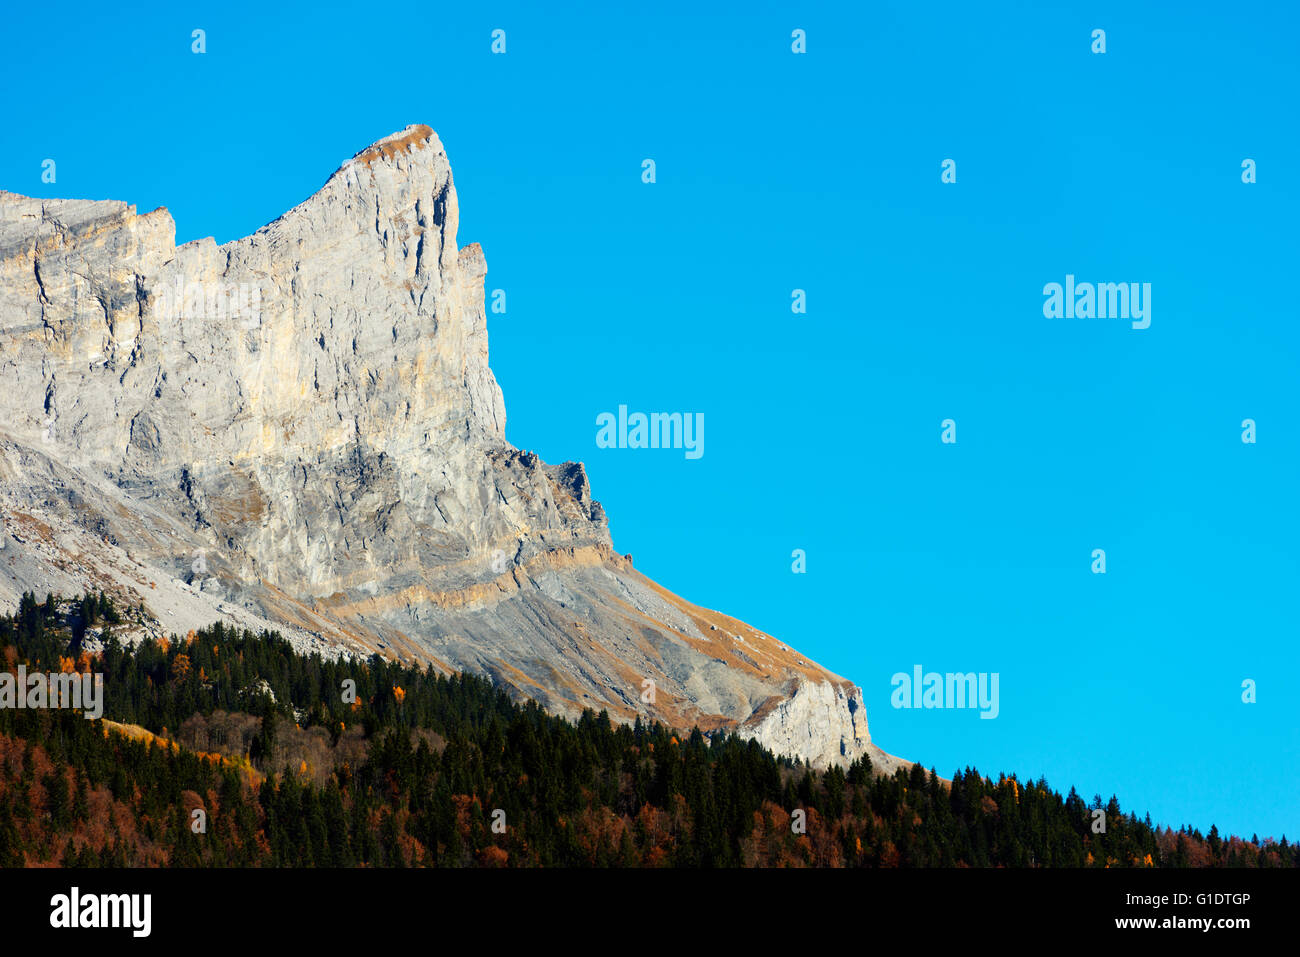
[0,593,1292,868]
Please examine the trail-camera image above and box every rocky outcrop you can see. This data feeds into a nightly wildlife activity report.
[0,125,903,769]
[744,679,909,775]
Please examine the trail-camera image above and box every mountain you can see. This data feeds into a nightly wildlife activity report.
[0,124,904,773]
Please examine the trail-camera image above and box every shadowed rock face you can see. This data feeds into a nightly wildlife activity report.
[0,125,905,772]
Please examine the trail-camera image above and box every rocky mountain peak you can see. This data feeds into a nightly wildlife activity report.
[0,127,905,773]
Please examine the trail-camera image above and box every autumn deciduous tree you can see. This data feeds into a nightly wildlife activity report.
[477,845,508,867]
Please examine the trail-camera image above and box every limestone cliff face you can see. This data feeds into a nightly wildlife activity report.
[0,125,901,769]
[745,681,908,775]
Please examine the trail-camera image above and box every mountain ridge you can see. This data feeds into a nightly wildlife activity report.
[0,124,906,774]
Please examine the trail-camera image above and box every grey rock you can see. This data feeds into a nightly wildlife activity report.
[0,125,907,770]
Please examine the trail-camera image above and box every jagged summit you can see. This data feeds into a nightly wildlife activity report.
[251,124,450,247]
[0,127,906,772]
[344,123,438,170]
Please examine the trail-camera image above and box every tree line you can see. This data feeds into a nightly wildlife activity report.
[0,592,1291,868]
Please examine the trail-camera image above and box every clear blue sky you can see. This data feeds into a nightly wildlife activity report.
[3,1,1296,841]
